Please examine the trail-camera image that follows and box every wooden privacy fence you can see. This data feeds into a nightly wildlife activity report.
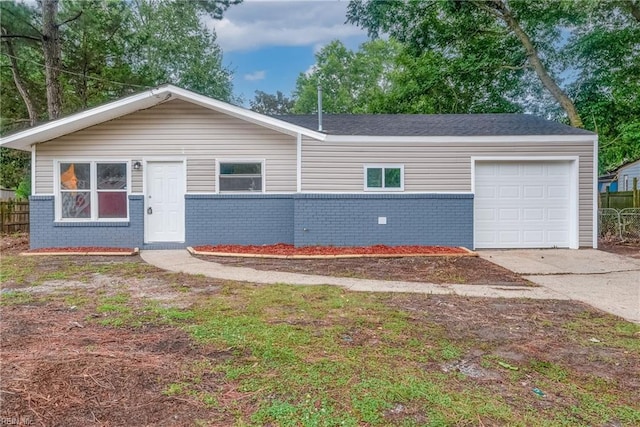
[600,177,639,209]
[0,200,29,233]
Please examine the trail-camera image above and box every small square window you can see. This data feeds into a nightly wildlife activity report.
[365,165,404,191]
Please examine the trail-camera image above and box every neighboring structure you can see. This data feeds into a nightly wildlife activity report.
[600,159,640,193]
[619,159,640,191]
[0,85,598,250]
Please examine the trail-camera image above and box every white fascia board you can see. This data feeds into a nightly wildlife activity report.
[0,84,326,151]
[324,134,597,144]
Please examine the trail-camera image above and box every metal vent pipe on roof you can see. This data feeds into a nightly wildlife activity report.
[317,85,323,132]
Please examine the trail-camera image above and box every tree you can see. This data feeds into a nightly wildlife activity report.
[565,0,640,171]
[250,91,294,115]
[0,0,240,188]
[347,0,583,126]
[293,39,401,113]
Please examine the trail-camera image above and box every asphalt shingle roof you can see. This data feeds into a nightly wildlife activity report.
[273,113,595,137]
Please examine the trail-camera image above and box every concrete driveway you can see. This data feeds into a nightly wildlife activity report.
[479,249,640,323]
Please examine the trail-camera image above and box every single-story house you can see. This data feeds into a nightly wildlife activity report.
[0,85,598,250]
[599,159,640,193]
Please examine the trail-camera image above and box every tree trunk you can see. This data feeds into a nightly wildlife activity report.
[41,0,63,120]
[626,0,640,22]
[489,0,583,128]
[3,37,37,126]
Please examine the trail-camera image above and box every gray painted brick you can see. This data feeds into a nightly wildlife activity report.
[29,195,144,249]
[185,195,295,245]
[293,194,474,247]
[30,193,473,249]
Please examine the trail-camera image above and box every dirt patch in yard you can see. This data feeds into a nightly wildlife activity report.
[599,240,640,259]
[197,254,533,285]
[0,304,240,426]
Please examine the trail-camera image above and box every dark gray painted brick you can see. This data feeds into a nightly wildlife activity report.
[30,193,473,249]
[185,194,295,245]
[293,194,474,248]
[29,195,144,249]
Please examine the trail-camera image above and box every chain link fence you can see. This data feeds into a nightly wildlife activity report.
[599,208,640,242]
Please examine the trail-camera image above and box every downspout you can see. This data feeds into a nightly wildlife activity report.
[296,133,302,192]
[31,144,36,196]
[317,85,323,132]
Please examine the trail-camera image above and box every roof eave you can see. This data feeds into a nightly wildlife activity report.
[323,134,598,143]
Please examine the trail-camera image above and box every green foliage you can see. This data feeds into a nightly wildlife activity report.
[1,0,238,134]
[293,39,401,113]
[0,148,29,189]
[250,90,295,115]
[15,173,30,200]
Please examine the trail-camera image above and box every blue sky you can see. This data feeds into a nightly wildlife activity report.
[206,0,369,105]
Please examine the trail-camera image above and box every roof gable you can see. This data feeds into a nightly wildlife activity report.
[0,85,325,151]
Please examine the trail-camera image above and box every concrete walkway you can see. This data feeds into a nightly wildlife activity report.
[140,250,567,300]
[479,249,640,323]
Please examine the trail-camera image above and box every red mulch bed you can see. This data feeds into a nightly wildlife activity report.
[192,243,469,256]
[27,247,134,253]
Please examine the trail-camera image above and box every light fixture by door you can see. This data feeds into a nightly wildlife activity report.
[133,161,142,170]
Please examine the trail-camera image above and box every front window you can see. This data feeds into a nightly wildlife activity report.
[218,162,263,192]
[364,164,404,191]
[58,161,128,220]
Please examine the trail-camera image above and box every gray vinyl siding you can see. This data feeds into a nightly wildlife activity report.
[35,99,296,194]
[301,137,595,247]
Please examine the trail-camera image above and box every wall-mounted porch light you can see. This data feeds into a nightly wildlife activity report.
[133,161,142,170]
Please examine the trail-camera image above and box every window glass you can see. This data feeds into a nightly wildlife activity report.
[98,192,128,218]
[220,163,261,175]
[385,168,401,188]
[97,163,127,190]
[58,161,128,220]
[367,168,383,188]
[60,163,90,190]
[365,165,403,191]
[219,162,262,192]
[61,192,91,218]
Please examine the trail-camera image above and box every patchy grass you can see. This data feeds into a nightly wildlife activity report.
[1,254,639,426]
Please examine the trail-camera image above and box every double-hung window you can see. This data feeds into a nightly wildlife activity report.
[364,164,404,191]
[57,161,128,220]
[218,161,264,192]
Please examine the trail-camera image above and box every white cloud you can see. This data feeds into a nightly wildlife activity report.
[244,70,267,81]
[206,0,367,52]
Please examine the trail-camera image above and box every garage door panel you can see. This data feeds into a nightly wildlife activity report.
[523,208,544,220]
[524,185,545,198]
[475,161,573,249]
[499,186,520,198]
[523,163,544,176]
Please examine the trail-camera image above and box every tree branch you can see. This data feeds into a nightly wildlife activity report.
[0,34,41,42]
[57,10,83,28]
[1,30,38,126]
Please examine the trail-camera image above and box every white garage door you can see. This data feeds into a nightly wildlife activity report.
[474,161,573,249]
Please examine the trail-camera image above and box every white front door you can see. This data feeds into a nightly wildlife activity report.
[146,161,185,243]
[474,161,575,249]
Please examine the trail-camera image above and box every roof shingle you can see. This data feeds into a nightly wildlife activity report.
[273,113,595,137]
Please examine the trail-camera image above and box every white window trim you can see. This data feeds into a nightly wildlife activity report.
[215,159,266,194]
[54,160,131,222]
[363,164,405,192]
